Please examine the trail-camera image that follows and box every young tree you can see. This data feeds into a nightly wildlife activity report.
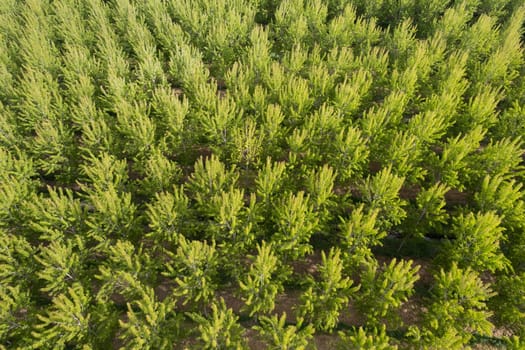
[299,247,359,331]
[188,298,247,350]
[327,126,369,184]
[271,191,319,262]
[164,237,218,310]
[355,258,420,327]
[24,186,86,242]
[0,149,37,230]
[256,158,287,219]
[188,155,239,212]
[96,240,155,303]
[428,126,485,190]
[0,230,35,288]
[0,285,32,348]
[81,153,137,245]
[137,147,181,195]
[359,166,406,230]
[31,283,92,349]
[205,187,258,278]
[404,182,449,239]
[119,286,181,350]
[468,137,524,185]
[339,205,386,270]
[408,263,495,347]
[305,164,337,230]
[254,313,315,350]
[29,118,78,182]
[439,211,510,273]
[145,185,189,249]
[491,273,525,337]
[337,325,398,350]
[34,238,83,296]
[473,175,525,269]
[239,241,283,318]
[229,118,263,168]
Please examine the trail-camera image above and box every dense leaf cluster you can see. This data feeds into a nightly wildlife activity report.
[0,0,524,348]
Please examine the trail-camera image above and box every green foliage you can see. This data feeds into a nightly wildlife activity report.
[472,4,525,90]
[332,68,372,117]
[170,0,256,77]
[327,126,369,183]
[229,118,263,167]
[35,238,83,296]
[24,186,86,241]
[305,164,337,227]
[409,263,495,347]
[138,148,181,195]
[85,185,137,244]
[256,158,288,210]
[239,241,283,317]
[455,86,501,132]
[405,182,450,237]
[339,205,386,269]
[96,240,155,303]
[189,298,247,350]
[0,0,524,348]
[272,191,319,261]
[491,101,525,139]
[206,186,253,245]
[491,273,525,336]
[475,175,524,213]
[355,259,420,327]
[145,186,189,247]
[164,237,218,308]
[429,126,485,190]
[30,118,78,181]
[381,130,425,182]
[0,231,35,287]
[504,335,525,350]
[337,325,397,350]
[440,211,510,272]
[31,283,92,349]
[326,4,382,52]
[188,155,239,209]
[468,137,524,183]
[0,149,37,228]
[254,313,315,350]
[151,87,188,150]
[0,285,31,345]
[119,286,180,350]
[360,167,406,230]
[299,248,359,331]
